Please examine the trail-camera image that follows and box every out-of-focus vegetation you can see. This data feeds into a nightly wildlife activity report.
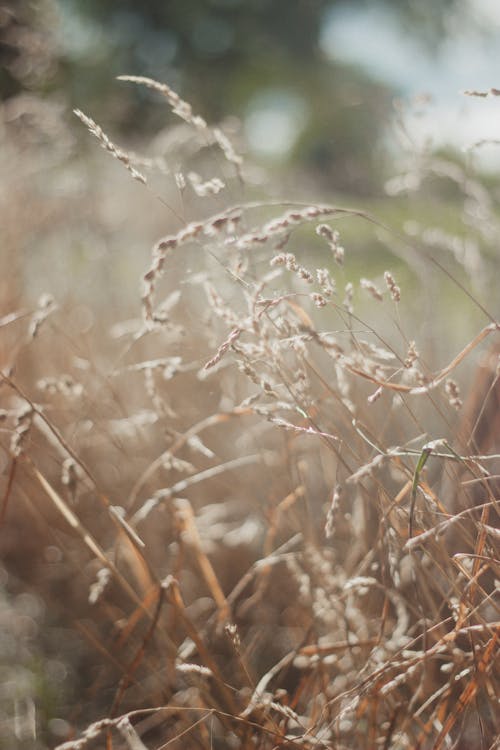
[1,0,466,191]
[1,2,499,749]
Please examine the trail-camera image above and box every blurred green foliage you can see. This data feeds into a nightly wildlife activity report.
[1,0,462,191]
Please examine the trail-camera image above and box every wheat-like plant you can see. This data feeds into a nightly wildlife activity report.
[0,77,498,750]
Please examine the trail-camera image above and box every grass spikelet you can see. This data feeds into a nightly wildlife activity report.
[360,277,383,301]
[188,171,225,196]
[384,270,401,302]
[213,126,243,169]
[117,75,208,131]
[204,327,242,370]
[445,378,463,409]
[316,222,345,264]
[28,293,57,339]
[73,109,147,184]
[325,484,342,538]
[4,75,500,750]
[117,75,243,170]
[463,87,500,97]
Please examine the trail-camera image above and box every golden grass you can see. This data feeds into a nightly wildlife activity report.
[0,77,498,750]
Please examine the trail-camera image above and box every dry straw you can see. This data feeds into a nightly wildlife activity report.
[3,75,500,750]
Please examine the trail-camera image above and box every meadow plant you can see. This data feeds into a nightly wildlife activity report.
[0,78,498,750]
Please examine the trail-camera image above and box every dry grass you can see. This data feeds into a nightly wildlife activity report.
[0,78,499,750]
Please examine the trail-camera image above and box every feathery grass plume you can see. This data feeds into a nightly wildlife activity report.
[234,204,337,251]
[316,267,336,297]
[445,378,463,409]
[73,109,147,184]
[213,126,244,168]
[37,375,83,399]
[204,327,242,370]
[310,292,327,307]
[316,222,345,264]
[88,567,112,605]
[117,75,208,130]
[4,74,500,750]
[61,457,78,503]
[224,622,241,650]
[28,293,57,339]
[384,270,401,302]
[463,87,500,97]
[142,208,242,322]
[324,484,342,538]
[10,403,33,457]
[174,171,186,190]
[404,339,419,368]
[360,277,383,301]
[343,281,354,312]
[187,172,225,196]
[117,75,243,172]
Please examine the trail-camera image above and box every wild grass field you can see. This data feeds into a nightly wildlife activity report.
[0,77,499,749]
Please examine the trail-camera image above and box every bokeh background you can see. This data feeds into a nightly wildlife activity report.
[1,2,500,747]
[5,0,500,176]
[3,0,500,314]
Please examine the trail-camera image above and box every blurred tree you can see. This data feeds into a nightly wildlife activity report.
[1,0,464,192]
[0,1,58,99]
